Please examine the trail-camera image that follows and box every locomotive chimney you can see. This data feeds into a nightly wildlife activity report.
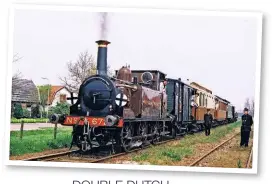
[96,40,111,76]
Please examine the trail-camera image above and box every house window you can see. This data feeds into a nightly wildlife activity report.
[60,94,67,103]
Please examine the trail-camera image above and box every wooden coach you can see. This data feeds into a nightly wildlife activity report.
[214,95,230,124]
[190,82,216,124]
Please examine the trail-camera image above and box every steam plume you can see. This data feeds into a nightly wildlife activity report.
[99,12,108,40]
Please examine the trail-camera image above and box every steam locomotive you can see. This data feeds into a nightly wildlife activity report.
[51,40,237,153]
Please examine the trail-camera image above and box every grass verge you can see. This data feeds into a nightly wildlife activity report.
[132,121,241,165]
[9,127,72,156]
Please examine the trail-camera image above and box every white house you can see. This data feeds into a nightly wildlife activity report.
[47,86,78,107]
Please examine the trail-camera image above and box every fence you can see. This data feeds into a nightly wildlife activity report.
[18,120,58,140]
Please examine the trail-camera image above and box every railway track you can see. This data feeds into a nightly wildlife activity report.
[23,150,79,161]
[24,136,186,163]
[189,131,253,168]
[246,148,253,168]
[24,123,237,163]
[189,132,240,166]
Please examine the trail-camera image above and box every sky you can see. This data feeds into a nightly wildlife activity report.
[12,9,260,111]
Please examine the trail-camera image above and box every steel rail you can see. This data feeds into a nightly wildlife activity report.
[189,132,240,166]
[246,148,253,168]
[24,150,79,161]
[88,138,177,163]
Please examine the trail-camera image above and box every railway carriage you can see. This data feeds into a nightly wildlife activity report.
[164,78,197,135]
[214,95,229,126]
[190,82,215,123]
[226,104,237,123]
[50,39,237,154]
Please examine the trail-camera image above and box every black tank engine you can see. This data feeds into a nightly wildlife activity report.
[51,40,237,154]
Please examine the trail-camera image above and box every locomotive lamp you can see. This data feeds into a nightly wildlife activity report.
[96,40,111,76]
[105,115,118,126]
[50,114,66,124]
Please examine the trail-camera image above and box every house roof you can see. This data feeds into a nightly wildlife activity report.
[48,86,66,104]
[12,78,40,104]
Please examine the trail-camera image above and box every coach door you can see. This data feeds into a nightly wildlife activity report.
[188,87,194,119]
[182,85,189,121]
[178,83,183,121]
[174,82,179,119]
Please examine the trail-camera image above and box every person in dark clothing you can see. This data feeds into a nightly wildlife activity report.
[204,109,213,136]
[240,108,253,147]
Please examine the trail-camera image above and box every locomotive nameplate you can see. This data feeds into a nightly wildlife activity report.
[63,116,124,127]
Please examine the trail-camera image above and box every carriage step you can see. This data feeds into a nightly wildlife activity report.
[177,132,186,136]
[160,131,170,135]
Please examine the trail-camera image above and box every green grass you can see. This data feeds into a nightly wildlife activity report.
[11,118,49,123]
[132,121,241,165]
[9,127,72,156]
[237,159,242,168]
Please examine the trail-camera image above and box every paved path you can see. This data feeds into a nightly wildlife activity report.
[10,123,65,131]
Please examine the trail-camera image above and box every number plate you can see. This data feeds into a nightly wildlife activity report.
[63,116,124,127]
[64,116,105,126]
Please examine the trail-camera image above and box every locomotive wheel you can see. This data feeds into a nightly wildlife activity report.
[120,123,133,152]
[139,122,148,142]
[151,122,161,144]
[184,124,189,135]
[171,126,177,138]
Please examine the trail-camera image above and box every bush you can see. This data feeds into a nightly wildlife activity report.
[13,103,23,119]
[31,104,40,118]
[48,102,70,116]
[40,111,48,118]
[11,118,49,123]
[22,108,30,118]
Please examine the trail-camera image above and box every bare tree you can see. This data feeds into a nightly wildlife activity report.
[13,53,23,63]
[12,53,23,80]
[244,98,251,112]
[59,50,112,93]
[244,97,255,116]
[250,98,255,117]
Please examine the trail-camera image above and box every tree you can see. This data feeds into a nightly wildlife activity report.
[244,98,251,112]
[37,85,51,110]
[244,97,255,116]
[59,50,113,93]
[12,53,23,80]
[13,103,23,119]
[250,99,255,117]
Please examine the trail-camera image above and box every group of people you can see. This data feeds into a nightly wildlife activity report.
[203,108,253,147]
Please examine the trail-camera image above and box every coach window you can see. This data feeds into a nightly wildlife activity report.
[199,92,202,106]
[203,94,205,107]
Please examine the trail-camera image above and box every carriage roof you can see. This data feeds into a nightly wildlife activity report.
[214,95,230,104]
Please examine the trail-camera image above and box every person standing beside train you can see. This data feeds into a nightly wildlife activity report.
[160,79,168,116]
[204,109,213,136]
[240,108,253,147]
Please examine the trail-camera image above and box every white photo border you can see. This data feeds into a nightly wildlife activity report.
[4,3,263,175]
